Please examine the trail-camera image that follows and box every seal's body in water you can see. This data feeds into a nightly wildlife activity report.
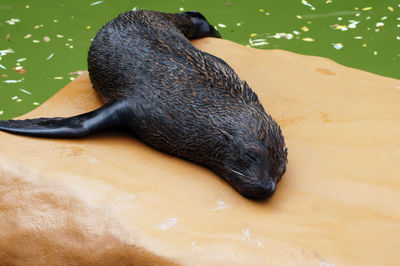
[0,10,287,199]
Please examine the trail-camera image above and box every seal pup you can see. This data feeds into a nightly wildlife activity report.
[0,10,287,199]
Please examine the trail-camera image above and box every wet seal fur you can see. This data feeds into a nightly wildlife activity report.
[0,10,288,199]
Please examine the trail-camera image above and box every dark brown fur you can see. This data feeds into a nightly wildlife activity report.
[88,10,288,198]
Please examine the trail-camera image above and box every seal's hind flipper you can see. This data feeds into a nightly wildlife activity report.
[0,100,128,138]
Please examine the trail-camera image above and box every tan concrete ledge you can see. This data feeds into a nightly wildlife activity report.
[1,38,399,265]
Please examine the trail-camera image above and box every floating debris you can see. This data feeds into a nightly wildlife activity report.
[53,19,58,23]
[5,18,20,25]
[302,37,315,42]
[68,70,85,75]
[373,51,378,55]
[376,22,384,27]
[56,34,64,38]
[54,77,64,80]
[17,58,27,62]
[13,67,26,74]
[32,40,40,43]
[19,89,31,95]
[301,26,309,32]
[12,96,22,103]
[33,102,40,106]
[4,79,23,83]
[330,20,359,31]
[330,24,348,31]
[90,1,103,6]
[296,15,302,19]
[218,23,227,28]
[236,21,243,27]
[0,64,6,69]
[348,20,360,29]
[24,34,32,39]
[354,36,363,39]
[0,48,14,56]
[362,43,367,47]
[43,36,51,42]
[34,24,44,29]
[249,38,269,47]
[362,7,373,11]
[46,53,54,60]
[302,0,316,10]
[274,33,293,39]
[331,43,344,50]
[179,7,184,12]
[0,110,3,115]
[86,25,92,29]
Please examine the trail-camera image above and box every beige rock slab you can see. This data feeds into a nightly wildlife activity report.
[0,38,399,265]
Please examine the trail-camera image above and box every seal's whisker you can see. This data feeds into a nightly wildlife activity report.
[228,168,246,178]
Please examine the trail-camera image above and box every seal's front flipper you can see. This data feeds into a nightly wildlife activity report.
[0,100,129,138]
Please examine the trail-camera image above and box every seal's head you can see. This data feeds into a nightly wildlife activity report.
[183,11,221,39]
[223,141,287,199]
[212,107,288,200]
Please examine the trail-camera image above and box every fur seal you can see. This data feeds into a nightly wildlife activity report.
[0,10,287,199]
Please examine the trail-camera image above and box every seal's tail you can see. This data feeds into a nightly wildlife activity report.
[0,99,128,138]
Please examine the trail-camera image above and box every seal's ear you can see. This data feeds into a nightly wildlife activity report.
[184,11,222,39]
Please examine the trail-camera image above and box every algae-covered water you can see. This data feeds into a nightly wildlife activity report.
[1,0,399,119]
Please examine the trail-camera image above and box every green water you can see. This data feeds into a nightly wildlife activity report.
[1,0,399,119]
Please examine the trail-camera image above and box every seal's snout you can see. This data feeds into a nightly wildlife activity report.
[184,11,222,39]
[241,181,277,199]
[228,172,277,199]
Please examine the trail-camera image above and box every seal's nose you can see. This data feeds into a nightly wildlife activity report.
[209,26,222,38]
[241,181,276,199]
